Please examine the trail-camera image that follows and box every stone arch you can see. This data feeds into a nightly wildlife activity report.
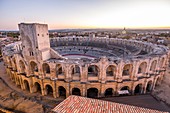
[160,57,165,68]
[56,64,63,76]
[122,64,133,76]
[88,65,99,76]
[146,81,153,93]
[105,88,114,97]
[45,84,53,96]
[42,63,50,75]
[87,88,98,98]
[138,62,147,74]
[19,60,25,74]
[118,86,130,96]
[120,86,130,91]
[106,65,116,76]
[134,84,142,94]
[30,61,38,74]
[71,65,80,76]
[23,80,30,92]
[33,82,41,94]
[72,88,81,96]
[150,60,157,71]
[58,86,66,98]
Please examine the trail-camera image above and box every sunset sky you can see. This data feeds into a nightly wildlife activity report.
[0,0,170,30]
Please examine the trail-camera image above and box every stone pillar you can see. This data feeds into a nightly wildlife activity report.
[80,65,88,83]
[100,57,107,83]
[41,80,45,96]
[143,80,147,94]
[116,61,123,82]
[53,81,57,98]
[65,64,72,82]
[66,83,70,98]
[100,84,105,97]
[82,84,86,97]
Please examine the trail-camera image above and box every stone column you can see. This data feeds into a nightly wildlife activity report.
[117,61,123,82]
[131,61,138,81]
[100,57,107,83]
[82,84,86,97]
[41,80,45,96]
[66,83,70,98]
[53,81,57,98]
[65,64,72,82]
[100,84,105,97]
[80,65,88,83]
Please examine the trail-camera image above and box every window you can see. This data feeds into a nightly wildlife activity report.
[30,52,34,56]
[38,34,39,36]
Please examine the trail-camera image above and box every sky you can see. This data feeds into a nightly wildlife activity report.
[0,0,170,30]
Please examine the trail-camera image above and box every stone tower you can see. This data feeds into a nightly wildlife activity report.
[18,23,51,61]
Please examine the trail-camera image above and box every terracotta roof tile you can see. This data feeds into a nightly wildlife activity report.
[52,95,168,113]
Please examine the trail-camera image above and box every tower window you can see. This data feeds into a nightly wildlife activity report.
[38,34,39,36]
[29,52,34,56]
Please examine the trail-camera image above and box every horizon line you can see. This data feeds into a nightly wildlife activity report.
[1,26,170,31]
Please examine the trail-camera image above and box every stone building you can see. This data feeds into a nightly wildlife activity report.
[2,23,170,98]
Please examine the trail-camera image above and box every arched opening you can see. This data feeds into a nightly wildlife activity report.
[122,64,132,76]
[138,62,147,74]
[87,88,98,98]
[56,64,63,76]
[146,81,152,93]
[134,84,142,94]
[24,80,30,92]
[19,60,25,74]
[105,88,113,97]
[34,82,41,94]
[45,85,53,96]
[72,88,81,96]
[119,86,130,96]
[160,58,165,68]
[13,58,17,70]
[30,61,38,74]
[88,65,99,76]
[58,86,66,98]
[150,60,157,71]
[71,65,80,76]
[106,65,116,76]
[42,63,50,74]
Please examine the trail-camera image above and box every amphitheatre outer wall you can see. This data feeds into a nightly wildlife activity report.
[2,23,170,98]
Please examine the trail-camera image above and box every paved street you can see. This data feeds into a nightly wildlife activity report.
[101,95,170,112]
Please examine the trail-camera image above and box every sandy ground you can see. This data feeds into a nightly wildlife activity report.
[153,66,170,106]
[0,61,64,113]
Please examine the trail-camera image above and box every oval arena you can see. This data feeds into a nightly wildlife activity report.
[2,23,170,98]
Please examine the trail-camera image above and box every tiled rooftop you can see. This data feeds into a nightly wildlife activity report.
[52,95,167,113]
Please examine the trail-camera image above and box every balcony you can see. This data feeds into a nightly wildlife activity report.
[58,73,65,80]
[88,76,98,81]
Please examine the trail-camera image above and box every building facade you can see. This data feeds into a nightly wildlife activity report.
[2,23,170,98]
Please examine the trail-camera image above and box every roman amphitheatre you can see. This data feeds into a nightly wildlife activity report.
[1,23,170,112]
